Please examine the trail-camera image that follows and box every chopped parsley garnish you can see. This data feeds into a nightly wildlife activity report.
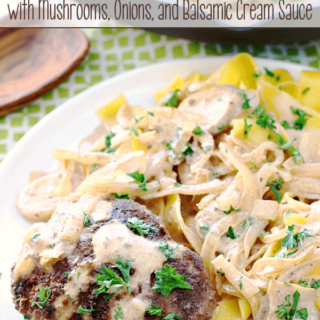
[252,71,261,78]
[32,233,41,242]
[114,305,124,319]
[259,232,270,237]
[24,315,30,319]
[298,279,309,288]
[200,226,209,231]
[264,67,280,81]
[285,282,293,286]
[126,169,148,191]
[281,106,312,131]
[213,171,220,179]
[220,271,225,276]
[94,259,131,299]
[226,226,240,240]
[243,217,255,230]
[50,244,55,250]
[192,125,205,136]
[158,241,178,259]
[31,287,51,309]
[244,117,253,138]
[221,205,241,215]
[152,264,193,297]
[274,133,301,164]
[15,298,21,303]
[148,111,154,116]
[113,193,130,200]
[311,279,320,289]
[83,212,92,227]
[281,225,313,251]
[66,293,75,304]
[202,146,211,154]
[128,117,144,136]
[162,313,181,320]
[267,177,284,202]
[174,182,181,187]
[181,142,194,159]
[162,90,180,108]
[78,304,94,315]
[90,163,100,174]
[128,217,156,237]
[240,92,252,109]
[285,211,294,218]
[218,125,226,130]
[302,88,310,95]
[113,256,133,285]
[296,308,308,320]
[275,291,307,320]
[275,249,298,258]
[250,157,257,169]
[238,276,243,290]
[147,305,163,316]
[252,106,276,130]
[290,106,312,131]
[77,272,81,278]
[105,131,115,148]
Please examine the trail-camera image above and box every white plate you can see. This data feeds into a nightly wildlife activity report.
[0,57,314,319]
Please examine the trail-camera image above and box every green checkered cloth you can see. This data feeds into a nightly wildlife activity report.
[0,28,319,163]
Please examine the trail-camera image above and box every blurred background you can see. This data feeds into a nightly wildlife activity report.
[1,27,320,164]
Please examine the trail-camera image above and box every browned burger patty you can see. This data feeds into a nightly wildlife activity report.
[11,198,216,320]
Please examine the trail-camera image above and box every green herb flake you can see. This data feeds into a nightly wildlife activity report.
[114,305,124,319]
[83,212,92,227]
[202,146,211,154]
[240,92,252,110]
[50,244,55,250]
[200,226,209,231]
[252,106,276,130]
[302,88,310,95]
[311,279,320,289]
[66,293,75,304]
[298,279,309,288]
[275,133,302,164]
[285,211,294,218]
[221,205,241,215]
[24,315,30,319]
[32,233,41,242]
[259,232,270,237]
[127,169,148,191]
[290,106,312,131]
[181,142,194,160]
[146,305,163,316]
[105,131,115,148]
[244,117,253,138]
[148,111,154,116]
[77,304,94,315]
[90,163,100,174]
[264,67,275,77]
[162,90,180,108]
[128,217,156,237]
[218,125,226,130]
[174,182,181,187]
[296,308,308,320]
[31,287,51,309]
[152,264,193,297]
[127,117,144,137]
[267,177,284,202]
[113,193,130,200]
[220,271,225,276]
[64,272,71,278]
[238,276,243,290]
[192,125,205,136]
[281,225,313,251]
[162,313,181,320]
[226,226,240,240]
[15,298,21,303]
[158,241,178,259]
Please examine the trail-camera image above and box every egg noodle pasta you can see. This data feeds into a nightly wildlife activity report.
[16,53,320,319]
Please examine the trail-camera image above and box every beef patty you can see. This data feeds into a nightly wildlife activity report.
[11,197,216,320]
